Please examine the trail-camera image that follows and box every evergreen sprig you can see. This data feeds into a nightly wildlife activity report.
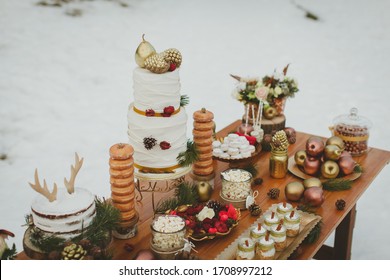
[304,222,322,244]
[155,182,199,213]
[354,164,363,173]
[323,178,353,191]
[1,244,17,260]
[180,95,190,107]
[30,229,66,252]
[177,140,199,167]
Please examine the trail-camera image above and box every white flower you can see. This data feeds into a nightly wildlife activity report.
[231,89,242,101]
[237,82,247,91]
[196,207,215,221]
[274,86,282,95]
[255,86,269,101]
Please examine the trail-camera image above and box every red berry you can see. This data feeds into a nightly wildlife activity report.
[160,141,171,150]
[169,63,176,71]
[162,106,175,117]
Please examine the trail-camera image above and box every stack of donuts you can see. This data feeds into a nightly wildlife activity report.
[109,143,137,229]
[192,108,215,176]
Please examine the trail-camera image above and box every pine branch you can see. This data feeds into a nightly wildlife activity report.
[304,222,322,244]
[180,95,190,107]
[175,182,199,205]
[155,197,179,214]
[354,164,363,173]
[1,244,17,260]
[30,229,66,252]
[177,140,199,167]
[323,178,352,191]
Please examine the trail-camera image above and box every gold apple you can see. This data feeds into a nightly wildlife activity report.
[326,136,345,150]
[303,177,322,189]
[294,150,307,167]
[321,160,340,179]
[285,181,305,201]
[263,106,277,119]
[324,145,342,161]
[196,181,213,202]
[135,34,156,68]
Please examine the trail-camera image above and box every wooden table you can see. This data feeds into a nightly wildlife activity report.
[17,120,390,260]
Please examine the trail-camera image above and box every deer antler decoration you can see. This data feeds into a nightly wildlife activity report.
[29,169,58,202]
[64,153,84,194]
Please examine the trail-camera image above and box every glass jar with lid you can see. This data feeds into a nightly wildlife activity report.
[332,107,373,156]
[220,169,252,209]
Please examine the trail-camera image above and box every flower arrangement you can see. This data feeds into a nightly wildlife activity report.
[231,64,299,119]
[169,201,239,241]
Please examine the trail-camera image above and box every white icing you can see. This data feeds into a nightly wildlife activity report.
[259,236,275,246]
[227,147,239,156]
[228,133,239,140]
[276,203,293,218]
[220,144,229,152]
[133,68,181,111]
[212,141,221,148]
[31,188,96,239]
[127,104,187,169]
[270,225,287,242]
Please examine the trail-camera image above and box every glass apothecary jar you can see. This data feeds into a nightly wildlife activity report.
[332,108,373,156]
[150,215,186,252]
[220,169,253,209]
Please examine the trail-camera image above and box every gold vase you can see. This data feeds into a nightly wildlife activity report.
[269,149,288,178]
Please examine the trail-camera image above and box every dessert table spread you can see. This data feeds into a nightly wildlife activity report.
[16,120,390,260]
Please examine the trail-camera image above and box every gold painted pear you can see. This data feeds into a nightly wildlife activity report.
[324,144,342,161]
[135,34,156,68]
[326,136,345,150]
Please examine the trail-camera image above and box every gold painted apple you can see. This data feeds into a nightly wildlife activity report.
[303,177,322,189]
[303,156,321,175]
[326,136,345,150]
[285,181,305,201]
[263,106,277,119]
[321,160,340,179]
[294,150,307,167]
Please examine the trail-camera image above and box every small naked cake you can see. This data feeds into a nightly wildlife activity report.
[257,233,275,260]
[270,224,287,252]
[250,223,267,244]
[276,202,293,219]
[263,211,280,230]
[236,238,255,260]
[283,210,301,237]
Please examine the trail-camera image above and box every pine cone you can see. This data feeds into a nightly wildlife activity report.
[335,199,346,210]
[61,243,87,260]
[267,188,280,199]
[288,135,296,144]
[143,137,157,150]
[271,130,289,151]
[144,53,170,74]
[163,48,182,68]
[248,203,262,216]
[206,200,222,212]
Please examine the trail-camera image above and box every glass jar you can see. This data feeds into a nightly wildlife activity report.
[150,215,186,252]
[250,224,267,244]
[270,224,287,252]
[332,107,373,156]
[221,169,252,201]
[284,211,301,237]
[236,238,255,260]
[257,236,275,260]
[269,150,288,178]
[276,202,293,219]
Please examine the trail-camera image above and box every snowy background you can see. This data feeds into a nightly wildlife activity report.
[1,0,389,259]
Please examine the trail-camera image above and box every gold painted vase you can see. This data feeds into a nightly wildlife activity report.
[269,149,288,178]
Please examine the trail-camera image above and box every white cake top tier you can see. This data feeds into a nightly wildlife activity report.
[133,67,181,111]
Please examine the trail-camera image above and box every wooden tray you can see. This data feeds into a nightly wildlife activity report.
[214,204,322,260]
[288,156,362,182]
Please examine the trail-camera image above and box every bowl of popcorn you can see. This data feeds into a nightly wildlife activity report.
[220,168,253,209]
[212,133,261,167]
[150,215,186,254]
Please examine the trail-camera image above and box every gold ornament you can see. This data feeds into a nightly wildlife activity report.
[135,34,156,68]
[271,130,289,151]
[163,48,182,68]
[196,181,213,202]
[144,53,170,74]
[285,181,305,202]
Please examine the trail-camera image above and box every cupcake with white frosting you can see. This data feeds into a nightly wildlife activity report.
[258,233,275,260]
[276,202,293,219]
[250,223,267,244]
[263,211,280,230]
[236,238,255,260]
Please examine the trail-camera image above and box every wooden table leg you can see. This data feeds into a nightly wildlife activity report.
[333,204,357,259]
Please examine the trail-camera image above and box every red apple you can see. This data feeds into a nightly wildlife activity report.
[306,136,325,157]
[338,155,357,175]
[304,187,325,207]
[303,156,321,175]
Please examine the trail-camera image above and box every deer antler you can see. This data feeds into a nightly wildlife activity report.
[29,169,58,202]
[230,74,242,82]
[64,153,84,194]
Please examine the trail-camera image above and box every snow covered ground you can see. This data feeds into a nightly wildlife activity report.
[1,0,389,259]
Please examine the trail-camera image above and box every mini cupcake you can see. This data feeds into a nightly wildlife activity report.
[236,238,255,260]
[257,233,275,260]
[263,211,280,230]
[284,210,301,237]
[276,202,293,218]
[250,223,267,244]
[270,224,287,252]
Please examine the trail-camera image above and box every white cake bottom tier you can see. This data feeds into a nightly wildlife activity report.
[31,188,96,238]
[128,104,188,169]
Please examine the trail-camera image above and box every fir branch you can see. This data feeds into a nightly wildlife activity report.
[155,197,179,214]
[180,95,190,107]
[177,140,199,167]
[323,178,352,191]
[354,164,363,173]
[30,229,66,252]
[304,222,322,244]
[1,244,17,260]
[175,182,199,205]
[296,203,317,214]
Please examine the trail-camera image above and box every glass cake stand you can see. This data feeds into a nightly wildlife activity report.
[134,166,192,213]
